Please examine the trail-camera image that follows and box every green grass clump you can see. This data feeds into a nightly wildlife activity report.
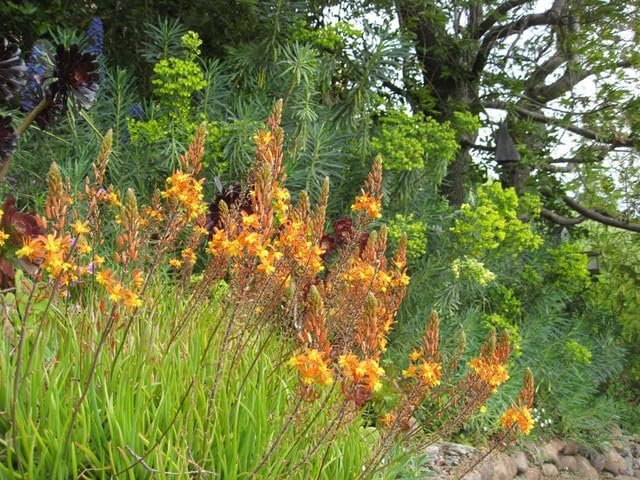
[0,283,381,479]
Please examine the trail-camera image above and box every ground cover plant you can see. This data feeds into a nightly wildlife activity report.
[0,43,535,476]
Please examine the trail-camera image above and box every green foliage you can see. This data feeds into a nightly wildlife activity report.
[387,213,427,264]
[0,284,391,479]
[451,182,543,257]
[129,31,206,145]
[564,340,593,365]
[372,110,458,172]
[451,256,496,286]
[543,242,591,295]
[292,21,362,52]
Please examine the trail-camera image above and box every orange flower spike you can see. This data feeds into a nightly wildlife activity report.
[499,405,534,435]
[95,268,114,286]
[45,162,72,233]
[16,237,46,263]
[423,311,440,360]
[301,285,331,356]
[468,357,510,391]
[178,123,207,175]
[288,348,333,387]
[517,368,535,408]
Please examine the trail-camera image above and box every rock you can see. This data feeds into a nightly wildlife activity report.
[613,476,636,480]
[493,453,518,480]
[539,439,563,465]
[459,471,482,480]
[587,450,606,473]
[541,463,558,477]
[561,440,580,456]
[511,450,529,473]
[477,460,494,480]
[556,454,577,472]
[443,442,477,457]
[603,448,629,475]
[574,454,599,479]
[523,466,540,480]
[424,444,440,459]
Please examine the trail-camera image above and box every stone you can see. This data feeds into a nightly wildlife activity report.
[477,459,495,480]
[511,450,529,473]
[492,453,518,480]
[443,442,477,457]
[539,439,563,465]
[587,451,606,473]
[603,448,629,475]
[523,466,540,480]
[561,440,581,456]
[541,463,558,477]
[556,454,577,472]
[574,454,599,480]
[423,444,440,460]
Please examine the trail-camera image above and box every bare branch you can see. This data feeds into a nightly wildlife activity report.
[472,2,567,77]
[472,0,533,38]
[483,101,634,147]
[527,59,632,102]
[563,196,640,232]
[540,207,585,225]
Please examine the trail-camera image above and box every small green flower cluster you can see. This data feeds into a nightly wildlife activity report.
[292,21,362,52]
[451,182,543,257]
[451,255,496,286]
[564,339,592,365]
[129,31,206,143]
[372,110,458,171]
[387,213,427,264]
[544,242,590,294]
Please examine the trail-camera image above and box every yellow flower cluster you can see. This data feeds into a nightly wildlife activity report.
[95,268,143,309]
[339,353,385,393]
[161,171,207,221]
[351,194,382,219]
[16,234,77,283]
[403,360,443,388]
[288,348,333,386]
[499,405,534,435]
[343,258,409,292]
[278,219,324,275]
[469,357,510,391]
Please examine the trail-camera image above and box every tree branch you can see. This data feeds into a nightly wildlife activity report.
[483,101,634,147]
[527,59,632,102]
[563,196,640,232]
[472,0,533,38]
[540,207,585,225]
[472,1,566,77]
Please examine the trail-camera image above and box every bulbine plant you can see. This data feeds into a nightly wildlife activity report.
[0,100,534,479]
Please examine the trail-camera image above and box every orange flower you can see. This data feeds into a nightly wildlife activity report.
[403,360,442,388]
[469,357,509,390]
[72,220,90,235]
[161,171,207,221]
[339,353,385,393]
[289,348,333,386]
[351,194,382,219]
[499,405,534,435]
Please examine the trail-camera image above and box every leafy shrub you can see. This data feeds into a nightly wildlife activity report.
[0,103,535,478]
